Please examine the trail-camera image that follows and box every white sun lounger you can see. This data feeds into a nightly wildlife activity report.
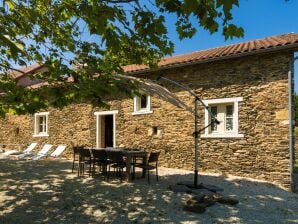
[50,145,67,157]
[30,144,53,160]
[8,143,38,158]
[2,149,19,156]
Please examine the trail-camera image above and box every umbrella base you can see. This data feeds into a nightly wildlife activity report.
[177,181,224,192]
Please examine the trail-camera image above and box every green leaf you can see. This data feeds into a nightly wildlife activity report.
[6,0,16,10]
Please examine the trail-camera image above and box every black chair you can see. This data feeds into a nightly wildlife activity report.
[91,149,108,177]
[72,146,84,173]
[131,149,146,179]
[107,150,126,181]
[135,151,160,183]
[78,148,92,177]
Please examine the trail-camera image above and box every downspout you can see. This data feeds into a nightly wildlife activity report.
[289,55,298,191]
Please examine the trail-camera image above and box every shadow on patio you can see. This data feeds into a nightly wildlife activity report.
[0,158,297,224]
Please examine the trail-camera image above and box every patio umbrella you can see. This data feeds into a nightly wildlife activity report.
[117,74,193,113]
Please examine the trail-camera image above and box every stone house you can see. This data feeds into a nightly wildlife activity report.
[1,33,298,190]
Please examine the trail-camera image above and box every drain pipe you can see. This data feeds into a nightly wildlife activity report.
[289,55,298,191]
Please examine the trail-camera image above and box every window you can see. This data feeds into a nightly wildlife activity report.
[209,104,234,133]
[140,95,147,109]
[33,112,49,137]
[226,105,233,131]
[202,97,243,138]
[132,94,153,115]
[210,106,218,132]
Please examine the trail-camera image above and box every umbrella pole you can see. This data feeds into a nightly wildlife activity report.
[154,76,220,188]
[194,97,199,187]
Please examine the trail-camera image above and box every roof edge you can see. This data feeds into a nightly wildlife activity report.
[14,64,45,80]
[127,43,298,75]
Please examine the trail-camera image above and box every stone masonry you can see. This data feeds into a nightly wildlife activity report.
[0,50,294,189]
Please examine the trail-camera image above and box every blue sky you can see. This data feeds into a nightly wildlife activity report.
[165,0,298,91]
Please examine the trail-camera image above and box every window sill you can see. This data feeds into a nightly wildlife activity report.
[33,133,49,137]
[201,133,244,139]
[132,111,153,116]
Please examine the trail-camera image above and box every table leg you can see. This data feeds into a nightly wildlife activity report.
[142,156,147,178]
[126,155,132,182]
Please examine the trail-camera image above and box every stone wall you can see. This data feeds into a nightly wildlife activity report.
[0,50,293,189]
[0,104,96,154]
[119,50,292,189]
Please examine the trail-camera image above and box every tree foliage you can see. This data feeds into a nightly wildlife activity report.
[0,0,244,116]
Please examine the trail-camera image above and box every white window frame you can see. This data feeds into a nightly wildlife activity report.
[201,97,244,138]
[33,112,49,137]
[94,110,118,148]
[132,94,153,115]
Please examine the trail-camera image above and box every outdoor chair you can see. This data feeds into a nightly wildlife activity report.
[107,150,126,181]
[30,144,53,160]
[2,147,19,156]
[14,143,38,159]
[4,143,37,156]
[78,148,92,177]
[135,151,160,183]
[90,149,108,177]
[50,145,67,158]
[72,146,84,173]
[131,148,146,179]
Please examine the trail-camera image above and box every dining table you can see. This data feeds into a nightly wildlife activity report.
[102,148,148,182]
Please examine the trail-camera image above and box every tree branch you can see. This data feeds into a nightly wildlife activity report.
[0,63,25,74]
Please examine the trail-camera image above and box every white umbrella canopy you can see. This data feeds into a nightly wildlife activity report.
[117,74,193,114]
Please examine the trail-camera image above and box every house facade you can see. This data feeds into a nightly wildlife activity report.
[1,33,297,190]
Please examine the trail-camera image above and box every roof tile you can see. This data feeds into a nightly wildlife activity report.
[123,33,298,73]
[9,64,44,79]
[12,33,298,85]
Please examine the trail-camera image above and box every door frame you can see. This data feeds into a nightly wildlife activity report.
[94,110,118,148]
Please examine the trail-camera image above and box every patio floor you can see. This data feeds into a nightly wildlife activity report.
[0,157,297,224]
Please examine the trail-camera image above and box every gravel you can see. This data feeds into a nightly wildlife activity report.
[0,157,297,224]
